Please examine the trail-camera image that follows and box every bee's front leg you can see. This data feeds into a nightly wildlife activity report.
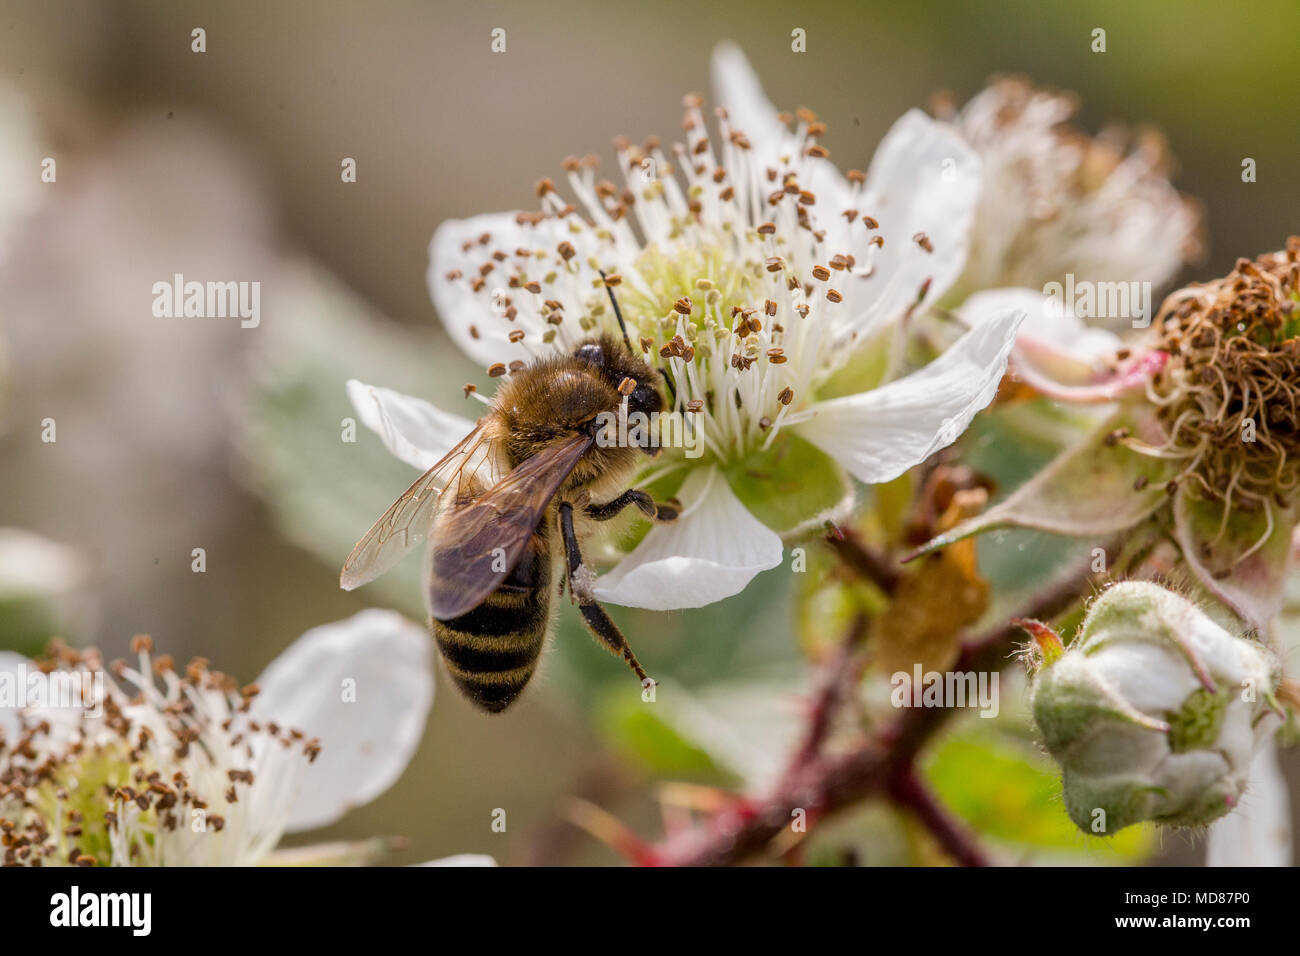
[585,488,680,523]
[557,501,654,691]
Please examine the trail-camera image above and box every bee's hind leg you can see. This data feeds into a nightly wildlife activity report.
[557,501,655,690]
[585,488,680,523]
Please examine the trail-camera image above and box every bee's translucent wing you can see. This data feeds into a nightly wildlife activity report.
[427,434,592,620]
[340,426,496,591]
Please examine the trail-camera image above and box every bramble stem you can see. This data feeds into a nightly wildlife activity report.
[824,523,901,595]
[886,764,990,867]
[648,551,1106,867]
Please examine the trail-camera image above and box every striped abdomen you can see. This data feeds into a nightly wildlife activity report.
[432,520,552,713]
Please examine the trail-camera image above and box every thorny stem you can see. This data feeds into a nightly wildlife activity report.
[646,549,1108,867]
[886,763,991,867]
[824,523,902,595]
[777,614,870,792]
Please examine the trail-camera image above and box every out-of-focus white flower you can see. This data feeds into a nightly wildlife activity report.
[924,241,1300,632]
[0,610,433,866]
[349,43,1024,611]
[947,77,1205,409]
[0,528,95,654]
[941,76,1202,303]
[0,527,88,602]
[1029,582,1281,835]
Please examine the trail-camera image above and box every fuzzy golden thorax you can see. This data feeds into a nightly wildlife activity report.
[1150,237,1300,511]
[487,334,665,495]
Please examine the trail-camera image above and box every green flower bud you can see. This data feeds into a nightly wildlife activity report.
[1031,582,1280,835]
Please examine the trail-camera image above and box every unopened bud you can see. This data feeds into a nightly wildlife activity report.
[1031,582,1279,834]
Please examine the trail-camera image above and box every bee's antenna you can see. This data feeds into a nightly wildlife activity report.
[599,268,677,406]
[598,269,635,353]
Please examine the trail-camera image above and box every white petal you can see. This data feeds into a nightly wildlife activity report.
[415,854,498,867]
[0,652,29,740]
[252,610,435,833]
[710,43,857,235]
[796,306,1024,484]
[845,110,981,337]
[428,211,559,369]
[347,379,476,471]
[962,287,1122,386]
[710,42,795,160]
[1207,742,1291,867]
[592,468,783,611]
[0,528,89,598]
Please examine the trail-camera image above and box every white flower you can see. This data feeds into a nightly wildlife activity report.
[944,77,1203,403]
[1030,582,1281,834]
[959,286,1164,404]
[350,43,1024,610]
[927,241,1300,632]
[0,610,433,866]
[942,76,1203,302]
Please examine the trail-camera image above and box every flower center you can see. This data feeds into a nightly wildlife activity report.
[0,639,320,866]
[615,239,817,463]
[1150,237,1300,510]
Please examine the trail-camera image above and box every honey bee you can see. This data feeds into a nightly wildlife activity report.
[341,288,679,713]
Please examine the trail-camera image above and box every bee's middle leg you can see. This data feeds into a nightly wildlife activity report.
[585,488,679,523]
[557,501,654,689]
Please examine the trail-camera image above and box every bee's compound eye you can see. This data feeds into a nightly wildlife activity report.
[574,343,605,367]
[631,382,661,415]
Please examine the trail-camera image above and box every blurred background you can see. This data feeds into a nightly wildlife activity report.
[0,0,1296,865]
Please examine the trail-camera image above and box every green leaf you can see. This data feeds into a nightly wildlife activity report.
[912,407,1177,559]
[597,689,733,781]
[924,724,1154,861]
[597,674,808,789]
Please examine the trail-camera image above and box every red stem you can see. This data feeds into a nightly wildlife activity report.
[647,552,1105,867]
[886,763,990,867]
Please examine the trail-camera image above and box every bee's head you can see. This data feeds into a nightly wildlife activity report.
[494,335,667,471]
[572,335,664,424]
